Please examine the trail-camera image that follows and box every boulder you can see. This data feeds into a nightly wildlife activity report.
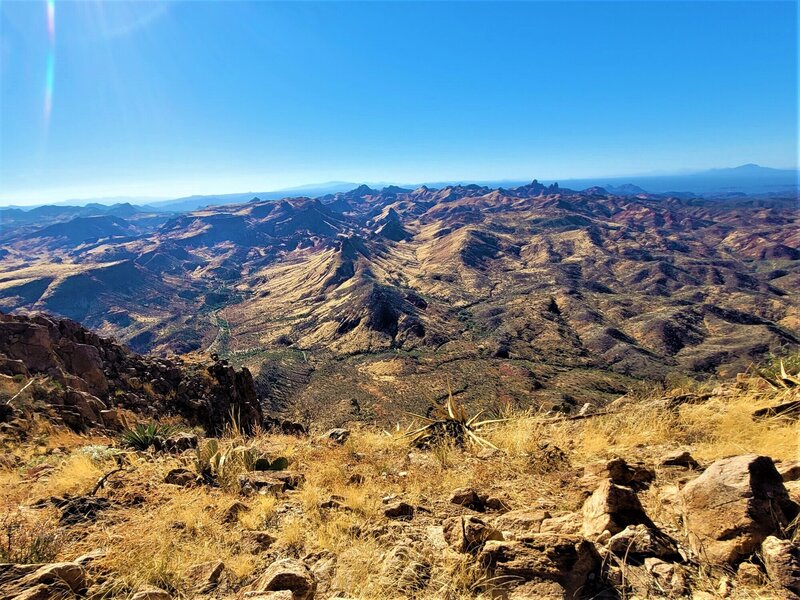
[19,562,86,592]
[63,389,107,428]
[505,580,568,598]
[130,587,172,600]
[660,450,699,469]
[580,457,654,492]
[778,461,800,482]
[99,408,126,430]
[539,513,582,536]
[60,342,108,395]
[736,561,765,585]
[643,558,689,597]
[787,480,800,504]
[448,487,484,511]
[0,319,57,373]
[250,558,315,600]
[492,509,550,536]
[384,501,414,520]
[478,533,600,599]
[680,455,798,565]
[9,584,56,600]
[0,562,88,600]
[582,480,652,538]
[222,501,250,523]
[0,356,29,377]
[761,536,800,597]
[184,560,224,593]
[484,495,511,512]
[607,524,680,561]
[164,468,197,487]
[270,471,305,490]
[322,428,350,444]
[442,515,503,553]
[239,473,286,495]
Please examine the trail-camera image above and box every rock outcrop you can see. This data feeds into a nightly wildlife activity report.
[761,536,800,597]
[0,311,263,434]
[249,558,316,599]
[0,562,88,600]
[680,454,798,566]
[478,533,600,598]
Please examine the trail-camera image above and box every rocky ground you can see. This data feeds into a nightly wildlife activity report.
[1,345,798,599]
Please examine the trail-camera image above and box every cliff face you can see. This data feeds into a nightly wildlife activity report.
[0,311,262,434]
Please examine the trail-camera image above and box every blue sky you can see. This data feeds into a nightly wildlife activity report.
[0,1,797,204]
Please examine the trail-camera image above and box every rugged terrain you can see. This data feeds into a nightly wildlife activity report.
[0,326,798,599]
[1,184,798,423]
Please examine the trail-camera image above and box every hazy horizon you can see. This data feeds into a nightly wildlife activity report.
[0,161,797,208]
[1,1,797,205]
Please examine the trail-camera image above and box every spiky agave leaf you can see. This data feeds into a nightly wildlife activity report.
[779,360,800,387]
[405,389,506,451]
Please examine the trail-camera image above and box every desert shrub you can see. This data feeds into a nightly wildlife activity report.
[195,439,288,489]
[0,511,61,563]
[79,444,124,462]
[406,388,504,450]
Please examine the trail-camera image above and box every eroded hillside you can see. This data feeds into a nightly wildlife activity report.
[1,184,798,423]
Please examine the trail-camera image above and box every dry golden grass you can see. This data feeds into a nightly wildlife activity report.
[680,389,799,462]
[563,381,799,464]
[95,488,261,594]
[39,454,105,497]
[0,369,796,598]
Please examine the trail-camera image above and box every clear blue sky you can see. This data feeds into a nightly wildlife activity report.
[1,1,797,204]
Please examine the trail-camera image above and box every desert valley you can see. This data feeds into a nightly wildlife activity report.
[0,182,798,425]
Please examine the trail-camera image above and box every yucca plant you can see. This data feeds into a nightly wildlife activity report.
[119,423,178,451]
[406,386,505,450]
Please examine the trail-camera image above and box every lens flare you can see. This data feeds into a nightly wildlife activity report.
[44,0,56,126]
[46,0,55,37]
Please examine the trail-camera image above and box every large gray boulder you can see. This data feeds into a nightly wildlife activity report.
[681,454,798,566]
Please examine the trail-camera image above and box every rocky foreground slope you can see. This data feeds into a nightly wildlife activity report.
[1,184,798,423]
[0,348,798,599]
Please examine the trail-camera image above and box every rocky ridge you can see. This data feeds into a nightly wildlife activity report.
[0,311,261,434]
[0,336,798,599]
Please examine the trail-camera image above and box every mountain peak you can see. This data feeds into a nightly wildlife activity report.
[351,184,377,195]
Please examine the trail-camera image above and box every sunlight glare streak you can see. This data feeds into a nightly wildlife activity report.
[44,0,56,128]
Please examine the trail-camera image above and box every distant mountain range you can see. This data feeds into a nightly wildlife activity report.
[1,164,795,213]
[555,164,798,196]
[0,179,797,423]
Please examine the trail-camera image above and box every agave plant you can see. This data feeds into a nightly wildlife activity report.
[119,423,178,451]
[405,387,505,450]
[757,359,800,389]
